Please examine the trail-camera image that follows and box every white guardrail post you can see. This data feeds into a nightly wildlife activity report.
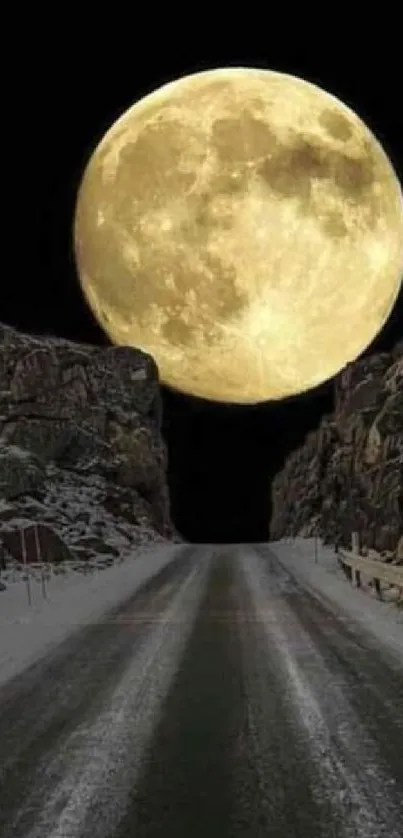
[351,531,360,587]
[20,528,32,607]
[35,523,48,601]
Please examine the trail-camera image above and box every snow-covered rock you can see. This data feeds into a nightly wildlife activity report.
[0,323,181,566]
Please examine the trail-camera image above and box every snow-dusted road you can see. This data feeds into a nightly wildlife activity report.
[0,545,402,837]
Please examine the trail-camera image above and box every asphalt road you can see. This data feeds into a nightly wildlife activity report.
[0,545,402,837]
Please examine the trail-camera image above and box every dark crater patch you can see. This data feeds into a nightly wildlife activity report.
[257,132,376,225]
[161,316,194,347]
[321,211,349,238]
[211,111,279,164]
[318,108,354,141]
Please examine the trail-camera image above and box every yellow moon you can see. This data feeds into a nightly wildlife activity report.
[74,68,403,403]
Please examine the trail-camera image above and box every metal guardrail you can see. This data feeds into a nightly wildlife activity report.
[338,545,403,600]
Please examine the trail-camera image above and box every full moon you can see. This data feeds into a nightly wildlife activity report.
[74,68,403,403]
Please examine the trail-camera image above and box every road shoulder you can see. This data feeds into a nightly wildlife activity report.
[266,538,403,668]
[0,544,181,688]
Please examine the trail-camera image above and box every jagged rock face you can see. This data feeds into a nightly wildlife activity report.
[0,323,177,564]
[270,341,403,561]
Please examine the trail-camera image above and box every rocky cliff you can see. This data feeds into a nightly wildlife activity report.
[0,323,178,567]
[270,340,403,562]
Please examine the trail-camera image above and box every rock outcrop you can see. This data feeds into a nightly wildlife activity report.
[0,323,178,566]
[270,340,403,561]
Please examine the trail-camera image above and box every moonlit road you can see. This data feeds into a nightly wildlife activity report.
[1,546,402,837]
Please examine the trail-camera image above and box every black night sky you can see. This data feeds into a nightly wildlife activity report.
[3,34,402,543]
